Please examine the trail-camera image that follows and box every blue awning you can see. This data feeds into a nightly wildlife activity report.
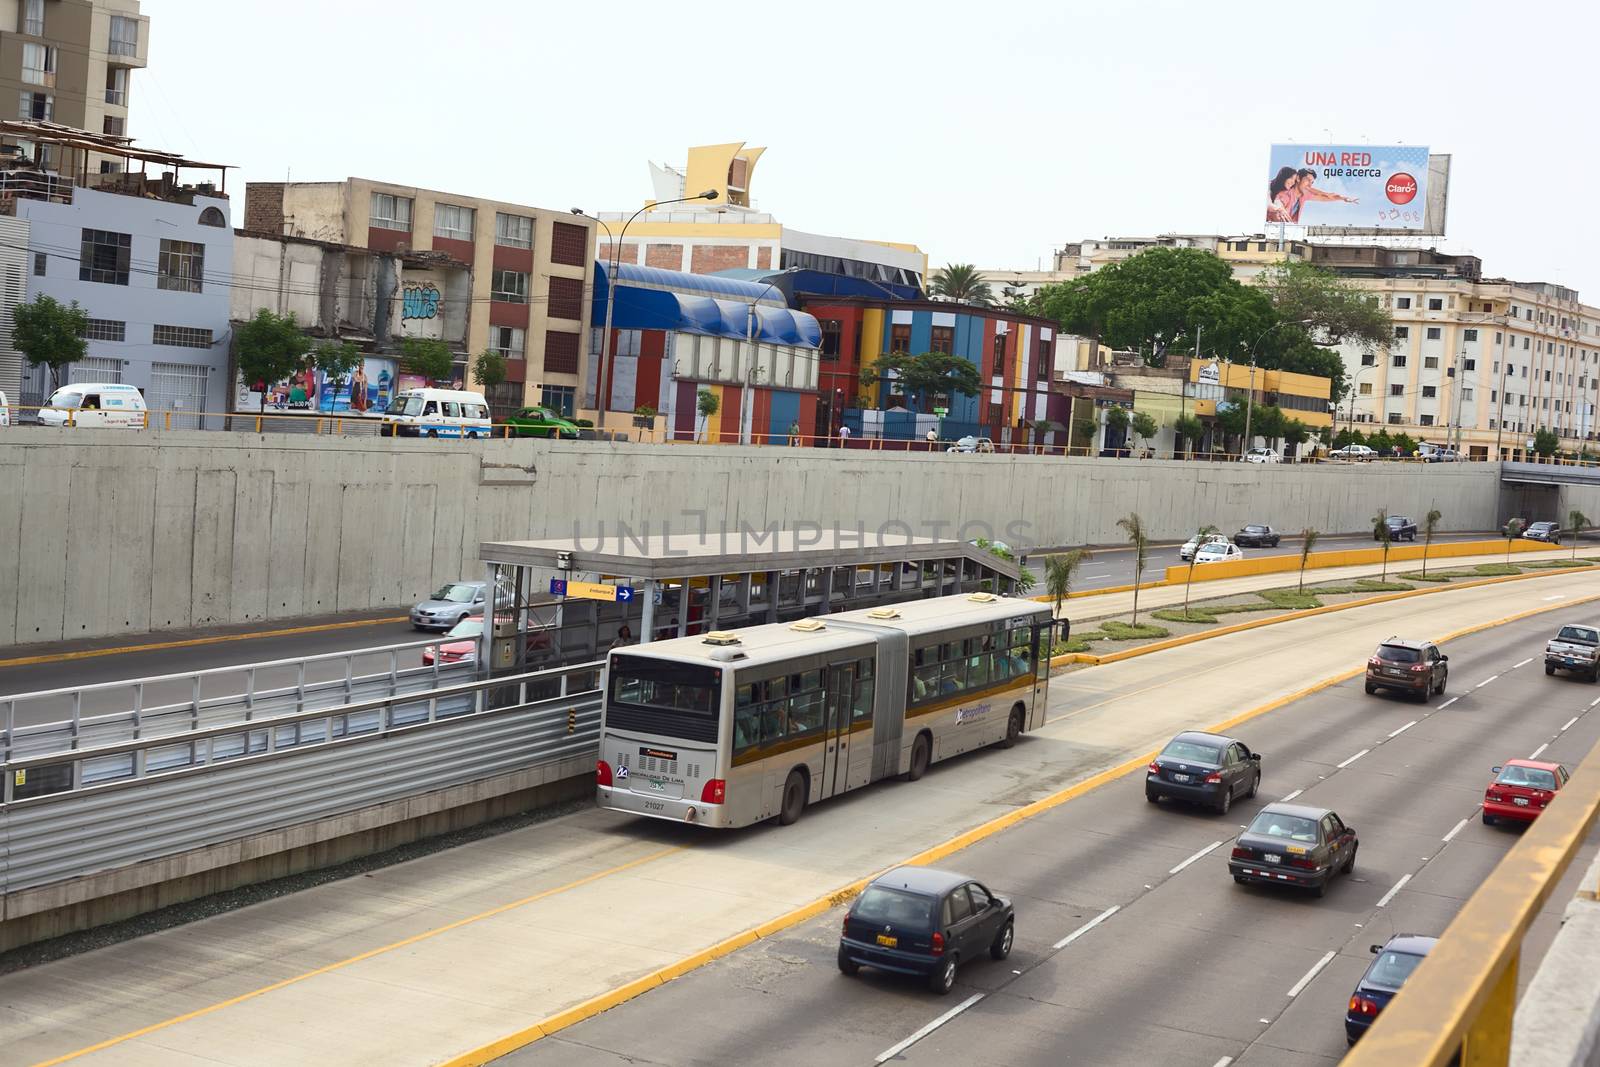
[594,264,822,349]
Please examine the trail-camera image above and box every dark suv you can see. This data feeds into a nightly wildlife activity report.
[1377,515,1418,541]
[839,867,1014,994]
[1365,638,1447,700]
[1235,524,1281,548]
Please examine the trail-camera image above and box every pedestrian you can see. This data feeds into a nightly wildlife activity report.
[926,427,938,451]
[609,624,633,650]
[838,423,852,446]
[788,420,801,446]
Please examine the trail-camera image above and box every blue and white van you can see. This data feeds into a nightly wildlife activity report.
[380,388,493,438]
[39,383,148,429]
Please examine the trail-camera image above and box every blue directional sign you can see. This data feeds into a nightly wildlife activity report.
[548,578,567,596]
[617,586,636,603]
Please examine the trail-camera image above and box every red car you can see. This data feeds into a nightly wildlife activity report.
[1482,759,1569,826]
[423,616,483,666]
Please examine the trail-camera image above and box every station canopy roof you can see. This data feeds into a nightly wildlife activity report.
[593,261,823,348]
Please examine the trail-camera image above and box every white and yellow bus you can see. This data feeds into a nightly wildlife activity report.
[595,592,1055,829]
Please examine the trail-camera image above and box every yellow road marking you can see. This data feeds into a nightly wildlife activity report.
[438,586,1600,1065]
[27,845,685,1067]
[0,617,411,669]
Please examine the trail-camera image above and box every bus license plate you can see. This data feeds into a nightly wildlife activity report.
[876,934,898,948]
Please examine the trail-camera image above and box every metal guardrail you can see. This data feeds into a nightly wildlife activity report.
[1,636,470,765]
[1,662,604,894]
[1344,725,1600,1065]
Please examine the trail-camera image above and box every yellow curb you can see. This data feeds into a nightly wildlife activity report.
[1050,564,1600,670]
[440,584,1592,1065]
[0,616,412,669]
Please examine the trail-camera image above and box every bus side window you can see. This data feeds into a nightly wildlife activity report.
[852,657,874,722]
[734,683,760,752]
[789,671,825,734]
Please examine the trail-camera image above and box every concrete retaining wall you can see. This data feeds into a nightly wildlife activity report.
[0,430,1512,647]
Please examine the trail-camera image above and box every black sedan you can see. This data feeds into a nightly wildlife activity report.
[839,866,1013,995]
[1146,730,1261,814]
[1346,934,1438,1044]
[1234,524,1281,548]
[1229,802,1358,897]
[1377,515,1418,541]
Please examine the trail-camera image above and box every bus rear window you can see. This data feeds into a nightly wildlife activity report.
[607,654,721,743]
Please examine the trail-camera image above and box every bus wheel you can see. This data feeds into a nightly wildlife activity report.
[907,733,931,781]
[778,770,807,825]
[1000,706,1023,749]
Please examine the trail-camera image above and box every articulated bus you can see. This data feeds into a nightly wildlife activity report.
[595,592,1055,829]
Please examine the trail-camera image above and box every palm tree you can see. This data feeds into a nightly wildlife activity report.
[1571,510,1590,560]
[1504,518,1524,564]
[1298,528,1320,592]
[1044,549,1091,618]
[1373,508,1392,580]
[929,264,994,307]
[1421,508,1442,576]
[1117,513,1149,624]
[1183,524,1218,619]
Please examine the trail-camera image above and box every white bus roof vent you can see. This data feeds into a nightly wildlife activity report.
[966,592,1000,603]
[867,608,901,620]
[709,647,747,662]
[703,631,741,646]
[790,619,826,633]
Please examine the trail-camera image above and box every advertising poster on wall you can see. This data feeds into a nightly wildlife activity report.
[317,357,398,416]
[1265,144,1430,230]
[238,367,320,414]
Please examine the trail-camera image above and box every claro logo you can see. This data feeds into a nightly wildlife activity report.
[1386,173,1419,205]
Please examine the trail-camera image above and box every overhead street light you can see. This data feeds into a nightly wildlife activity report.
[1243,319,1314,454]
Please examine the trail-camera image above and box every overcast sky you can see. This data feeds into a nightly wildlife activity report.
[142,0,1598,295]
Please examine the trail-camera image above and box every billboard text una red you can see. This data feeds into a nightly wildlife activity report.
[1266,144,1430,230]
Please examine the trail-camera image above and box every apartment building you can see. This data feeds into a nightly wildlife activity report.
[0,0,146,169]
[244,178,595,418]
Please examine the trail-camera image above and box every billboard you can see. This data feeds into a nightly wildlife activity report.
[236,356,400,415]
[1265,144,1432,231]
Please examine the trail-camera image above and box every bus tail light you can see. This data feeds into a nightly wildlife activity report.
[701,778,726,804]
[596,760,614,787]
[930,931,944,956]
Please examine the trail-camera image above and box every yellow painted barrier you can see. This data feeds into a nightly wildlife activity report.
[1160,537,1555,586]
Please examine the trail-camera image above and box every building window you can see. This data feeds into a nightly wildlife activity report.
[105,65,127,106]
[18,91,53,121]
[1395,297,1411,309]
[1422,385,1437,398]
[102,115,125,137]
[891,324,911,353]
[198,206,226,227]
[1424,356,1438,369]
[1037,337,1053,379]
[1426,327,1442,340]
[1419,414,1435,426]
[541,385,576,417]
[547,276,583,320]
[152,324,213,348]
[1360,353,1375,366]
[1464,328,1478,342]
[432,204,475,242]
[1461,387,1474,401]
[544,330,580,374]
[1495,332,1503,344]
[1358,382,1372,396]
[495,212,533,249]
[21,43,55,86]
[930,325,954,354]
[1387,412,1403,424]
[489,325,525,359]
[1394,326,1409,339]
[491,269,528,304]
[80,318,126,342]
[1428,298,1443,311]
[1389,384,1404,396]
[157,239,204,293]
[20,0,43,35]
[550,221,588,266]
[820,319,842,361]
[32,252,45,276]
[108,14,139,57]
[1463,358,1475,371]
[1545,369,1552,382]
[370,192,413,232]
[1392,354,1407,367]
[1491,391,1498,404]
[79,228,131,285]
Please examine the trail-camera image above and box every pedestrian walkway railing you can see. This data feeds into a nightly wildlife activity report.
[1343,732,1600,1066]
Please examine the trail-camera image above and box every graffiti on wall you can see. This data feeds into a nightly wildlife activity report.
[402,284,441,320]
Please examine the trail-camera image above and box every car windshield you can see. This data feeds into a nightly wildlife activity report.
[1244,525,1266,533]
[1161,739,1221,764]
[1247,811,1320,843]
[1197,545,1227,557]
[1497,766,1558,790]
[1532,522,1555,531]
[1378,644,1421,663]
[445,618,483,639]
[1558,626,1599,644]
[1387,517,1407,526]
[431,584,480,603]
[854,885,935,929]
[386,395,424,416]
[1366,951,1425,991]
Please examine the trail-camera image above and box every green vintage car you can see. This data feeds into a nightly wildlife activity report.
[505,406,580,439]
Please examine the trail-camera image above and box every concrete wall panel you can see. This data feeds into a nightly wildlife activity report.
[149,468,195,631]
[302,481,344,616]
[267,482,310,619]
[62,465,114,640]
[0,457,24,646]
[16,454,70,643]
[229,470,274,623]
[191,470,238,627]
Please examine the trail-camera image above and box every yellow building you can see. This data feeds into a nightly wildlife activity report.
[1189,358,1334,429]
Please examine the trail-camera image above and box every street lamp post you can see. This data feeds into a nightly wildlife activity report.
[572,189,718,429]
[1242,319,1311,455]
[1349,363,1375,439]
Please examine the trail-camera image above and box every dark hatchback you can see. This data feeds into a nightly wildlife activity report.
[1146,730,1261,814]
[1346,934,1438,1044]
[1234,524,1281,548]
[839,867,1014,994]
[1229,802,1358,897]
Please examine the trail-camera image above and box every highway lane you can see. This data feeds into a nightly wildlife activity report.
[494,611,1600,1066]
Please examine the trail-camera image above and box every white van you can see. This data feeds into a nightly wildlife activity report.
[39,383,148,429]
[0,389,10,427]
[380,387,493,438]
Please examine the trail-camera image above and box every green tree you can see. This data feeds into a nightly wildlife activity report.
[1571,510,1590,559]
[1368,428,1394,456]
[1103,405,1130,447]
[1532,428,1559,458]
[235,308,312,397]
[860,351,982,413]
[1044,549,1091,619]
[1255,259,1392,359]
[400,336,454,383]
[1504,517,1524,563]
[1282,419,1310,461]
[696,387,719,442]
[312,339,363,386]
[1214,399,1248,452]
[1072,414,1098,452]
[1391,432,1417,457]
[472,350,508,391]
[1117,513,1149,624]
[1421,508,1442,576]
[928,264,994,307]
[1298,528,1320,592]
[1130,410,1158,454]
[1182,524,1218,619]
[1373,508,1392,580]
[13,294,89,392]
[1333,426,1367,450]
[1172,413,1204,456]
[1252,403,1286,446]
